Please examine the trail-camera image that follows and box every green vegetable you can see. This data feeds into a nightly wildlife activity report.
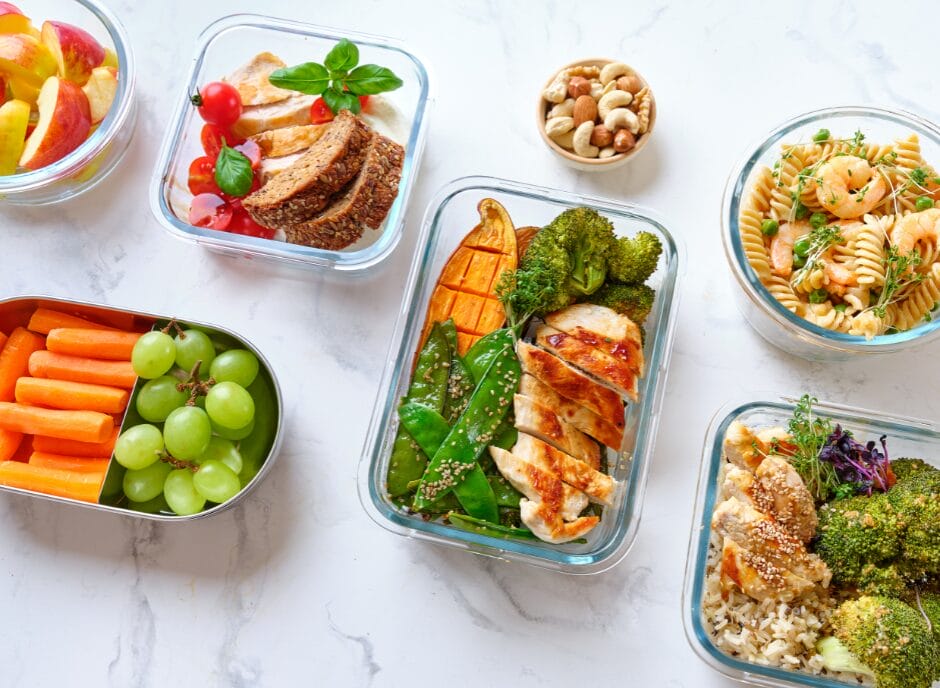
[816,636,875,678]
[488,473,521,508]
[760,219,779,236]
[916,196,935,212]
[463,329,513,385]
[871,245,928,319]
[809,288,829,304]
[214,144,253,197]
[793,238,812,258]
[816,493,903,582]
[834,303,848,313]
[268,38,403,115]
[792,254,807,269]
[783,394,839,501]
[606,232,663,285]
[793,200,810,220]
[587,283,656,325]
[813,128,831,143]
[446,512,538,541]
[809,212,828,229]
[439,320,475,424]
[887,466,940,579]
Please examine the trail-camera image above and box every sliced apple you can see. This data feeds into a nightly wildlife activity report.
[0,3,30,35]
[19,76,90,170]
[8,74,36,104]
[0,97,28,173]
[81,65,116,124]
[41,20,104,86]
[101,47,117,69]
[0,33,56,86]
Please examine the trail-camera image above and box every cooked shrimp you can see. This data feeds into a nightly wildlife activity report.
[815,157,887,219]
[822,221,861,287]
[770,221,806,278]
[824,259,855,286]
[890,207,940,257]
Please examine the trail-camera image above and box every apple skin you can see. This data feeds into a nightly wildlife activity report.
[0,96,28,174]
[19,76,91,170]
[40,20,104,86]
[81,65,117,124]
[8,75,38,104]
[0,3,31,36]
[0,33,57,86]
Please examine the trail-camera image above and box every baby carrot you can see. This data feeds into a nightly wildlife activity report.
[0,332,7,349]
[27,308,117,335]
[32,426,119,458]
[28,350,137,389]
[15,377,129,414]
[0,460,103,502]
[0,327,46,401]
[46,328,141,361]
[0,430,22,462]
[0,402,113,443]
[28,452,110,473]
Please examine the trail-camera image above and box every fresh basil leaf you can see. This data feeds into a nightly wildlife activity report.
[324,38,359,75]
[344,64,403,95]
[268,62,330,95]
[322,86,361,115]
[214,144,254,197]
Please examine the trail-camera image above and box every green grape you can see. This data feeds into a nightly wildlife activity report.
[193,460,241,503]
[164,406,212,460]
[209,349,259,388]
[163,469,206,516]
[205,381,254,430]
[125,493,170,514]
[136,376,188,422]
[123,460,172,502]
[197,436,243,475]
[113,424,164,470]
[131,331,176,379]
[211,416,254,440]
[174,329,216,374]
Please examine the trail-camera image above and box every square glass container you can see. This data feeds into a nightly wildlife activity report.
[150,14,431,271]
[683,396,940,687]
[722,106,940,360]
[358,176,682,573]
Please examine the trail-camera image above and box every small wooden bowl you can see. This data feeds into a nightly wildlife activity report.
[537,58,657,172]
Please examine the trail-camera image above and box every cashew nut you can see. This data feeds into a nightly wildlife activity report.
[542,69,570,104]
[551,130,575,150]
[601,80,619,96]
[569,65,601,79]
[598,146,617,159]
[548,98,575,118]
[589,81,604,100]
[600,61,633,85]
[597,90,633,119]
[604,107,640,135]
[545,116,575,138]
[572,121,599,158]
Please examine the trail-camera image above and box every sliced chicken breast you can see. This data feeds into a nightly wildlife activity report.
[519,499,599,544]
[513,433,616,506]
[259,151,305,182]
[755,456,818,543]
[232,94,317,138]
[720,537,816,602]
[544,303,644,376]
[516,341,624,424]
[225,51,294,106]
[722,421,764,472]
[519,374,623,450]
[514,394,601,469]
[488,446,588,521]
[535,325,638,400]
[250,123,327,157]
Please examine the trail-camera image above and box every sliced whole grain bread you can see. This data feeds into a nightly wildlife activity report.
[242,110,372,227]
[284,133,405,250]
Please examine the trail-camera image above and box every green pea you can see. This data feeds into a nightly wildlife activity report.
[885,326,899,335]
[813,128,831,143]
[809,289,829,304]
[792,254,807,269]
[793,238,812,257]
[793,200,810,220]
[915,196,934,212]
[809,212,828,229]
[834,303,848,313]
[761,219,779,236]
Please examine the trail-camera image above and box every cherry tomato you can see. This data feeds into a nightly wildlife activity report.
[200,124,244,160]
[309,97,334,124]
[228,206,275,239]
[358,95,370,111]
[187,156,220,195]
[188,193,233,230]
[194,81,242,127]
[234,139,262,170]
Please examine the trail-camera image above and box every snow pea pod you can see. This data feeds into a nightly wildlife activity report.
[489,473,521,508]
[463,329,514,385]
[447,512,537,541]
[439,320,476,424]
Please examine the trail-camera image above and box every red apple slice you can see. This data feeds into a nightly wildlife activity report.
[81,65,116,124]
[8,74,38,104]
[0,97,28,173]
[0,3,30,35]
[101,47,117,69]
[0,33,56,86]
[41,20,104,86]
[19,76,90,170]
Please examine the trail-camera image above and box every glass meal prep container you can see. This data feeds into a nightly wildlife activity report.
[0,0,137,205]
[722,106,940,361]
[0,295,282,521]
[150,14,431,271]
[683,396,940,688]
[358,176,682,573]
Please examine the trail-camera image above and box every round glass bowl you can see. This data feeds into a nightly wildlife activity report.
[0,0,136,205]
[722,106,940,360]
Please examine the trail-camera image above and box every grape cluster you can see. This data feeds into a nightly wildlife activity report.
[116,327,261,515]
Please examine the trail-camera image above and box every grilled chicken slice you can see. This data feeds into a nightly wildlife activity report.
[719,537,816,602]
[519,374,623,450]
[516,342,624,425]
[519,499,599,544]
[259,151,305,182]
[535,325,638,401]
[250,123,327,157]
[544,303,644,376]
[513,433,616,506]
[232,93,317,138]
[722,421,764,472]
[712,497,830,586]
[514,394,601,469]
[488,446,588,521]
[755,456,817,543]
[225,51,294,106]
[722,466,768,508]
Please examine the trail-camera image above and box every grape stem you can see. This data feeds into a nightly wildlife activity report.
[161,319,186,338]
[159,453,199,472]
[174,360,216,406]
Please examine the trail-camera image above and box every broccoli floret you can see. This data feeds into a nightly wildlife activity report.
[817,636,875,679]
[588,283,656,324]
[890,458,934,482]
[856,563,909,598]
[548,207,619,296]
[888,470,940,581]
[816,493,903,583]
[828,596,939,688]
[607,231,662,284]
[912,591,940,649]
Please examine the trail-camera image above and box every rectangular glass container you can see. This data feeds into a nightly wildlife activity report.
[358,176,682,573]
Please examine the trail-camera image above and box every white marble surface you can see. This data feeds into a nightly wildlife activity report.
[2,1,940,686]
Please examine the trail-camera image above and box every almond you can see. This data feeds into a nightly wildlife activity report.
[572,95,598,127]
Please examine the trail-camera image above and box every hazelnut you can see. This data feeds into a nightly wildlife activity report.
[572,95,598,127]
[616,75,643,95]
[567,76,591,99]
[613,128,636,153]
[590,124,613,148]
